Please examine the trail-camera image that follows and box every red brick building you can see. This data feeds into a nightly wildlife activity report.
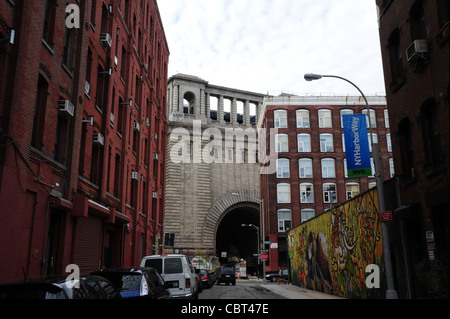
[376,0,448,298]
[0,0,169,280]
[258,95,392,273]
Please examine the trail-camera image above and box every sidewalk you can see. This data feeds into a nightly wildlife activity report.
[245,276,345,299]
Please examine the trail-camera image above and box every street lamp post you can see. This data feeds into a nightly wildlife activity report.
[304,74,398,299]
[233,193,267,285]
[242,224,260,278]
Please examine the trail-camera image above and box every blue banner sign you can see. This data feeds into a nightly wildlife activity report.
[343,114,372,178]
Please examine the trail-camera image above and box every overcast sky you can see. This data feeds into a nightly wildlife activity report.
[156,0,386,96]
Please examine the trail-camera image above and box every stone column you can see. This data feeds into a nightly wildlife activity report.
[244,100,251,126]
[206,92,211,121]
[218,95,224,124]
[173,85,179,112]
[231,97,237,125]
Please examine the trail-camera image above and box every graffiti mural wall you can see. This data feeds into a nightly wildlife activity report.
[288,189,386,298]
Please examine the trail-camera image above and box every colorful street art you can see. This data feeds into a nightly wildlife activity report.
[288,188,385,298]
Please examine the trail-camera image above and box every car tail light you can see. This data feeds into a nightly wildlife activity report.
[203,275,208,280]
[186,278,191,288]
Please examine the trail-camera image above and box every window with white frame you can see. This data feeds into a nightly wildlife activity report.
[342,134,346,152]
[296,109,310,128]
[362,109,377,128]
[299,158,313,178]
[389,158,395,177]
[367,133,378,152]
[277,183,291,203]
[370,158,375,178]
[275,134,289,153]
[384,109,390,128]
[301,209,315,223]
[321,158,336,178]
[276,158,290,178]
[274,110,288,128]
[320,133,334,152]
[340,109,353,128]
[323,183,337,203]
[346,183,359,200]
[343,159,348,178]
[318,109,332,128]
[297,134,311,152]
[386,133,392,152]
[300,183,314,203]
[278,209,292,232]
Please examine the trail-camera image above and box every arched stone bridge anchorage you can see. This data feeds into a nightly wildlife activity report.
[164,74,266,260]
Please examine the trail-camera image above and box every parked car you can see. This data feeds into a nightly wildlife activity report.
[91,267,171,299]
[140,254,199,299]
[265,269,289,282]
[0,275,122,299]
[196,269,213,289]
[216,266,236,285]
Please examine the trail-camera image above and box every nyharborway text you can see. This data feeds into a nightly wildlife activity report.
[181,303,269,316]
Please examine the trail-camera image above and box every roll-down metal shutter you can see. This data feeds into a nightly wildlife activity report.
[73,216,102,274]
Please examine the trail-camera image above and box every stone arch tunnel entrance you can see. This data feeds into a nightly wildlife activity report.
[216,203,260,275]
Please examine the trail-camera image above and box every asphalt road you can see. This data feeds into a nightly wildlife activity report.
[199,280,285,299]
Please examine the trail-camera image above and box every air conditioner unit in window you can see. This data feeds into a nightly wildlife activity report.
[153,153,158,160]
[145,118,150,127]
[93,133,104,146]
[100,33,112,48]
[406,39,428,62]
[152,192,158,199]
[58,100,75,117]
[131,171,139,180]
[134,122,140,131]
[85,81,91,96]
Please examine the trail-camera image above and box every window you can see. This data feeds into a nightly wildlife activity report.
[323,183,337,203]
[320,133,334,152]
[318,109,332,128]
[276,159,290,178]
[278,210,292,232]
[388,29,405,90]
[421,99,442,169]
[301,209,315,223]
[321,158,336,178]
[121,46,127,81]
[96,65,108,112]
[296,110,310,128]
[346,183,359,200]
[299,158,313,178]
[114,154,121,197]
[398,118,415,179]
[409,1,428,40]
[297,134,311,152]
[300,183,314,203]
[32,75,49,149]
[340,109,353,128]
[43,0,56,45]
[362,109,377,128]
[277,183,291,203]
[389,158,395,178]
[386,134,392,152]
[384,109,390,128]
[342,134,346,152]
[54,110,70,165]
[62,27,74,71]
[275,134,289,153]
[367,133,378,152]
[274,110,287,128]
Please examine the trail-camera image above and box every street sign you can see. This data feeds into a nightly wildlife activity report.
[260,252,269,262]
[380,211,393,221]
[343,114,372,178]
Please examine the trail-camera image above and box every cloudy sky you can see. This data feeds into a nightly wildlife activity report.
[156,0,386,96]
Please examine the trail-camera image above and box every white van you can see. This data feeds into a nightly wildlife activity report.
[140,254,199,299]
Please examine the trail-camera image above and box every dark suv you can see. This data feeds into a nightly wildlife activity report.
[216,267,236,286]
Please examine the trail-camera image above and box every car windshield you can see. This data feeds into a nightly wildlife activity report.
[164,258,183,274]
[220,268,234,275]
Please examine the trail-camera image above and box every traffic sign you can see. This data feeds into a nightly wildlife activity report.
[380,211,393,221]
[260,252,269,262]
